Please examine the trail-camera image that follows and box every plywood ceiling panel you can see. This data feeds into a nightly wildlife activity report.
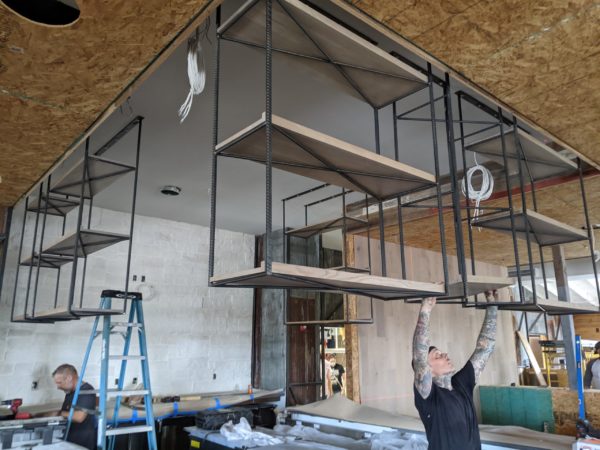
[0,0,220,207]
[348,0,600,166]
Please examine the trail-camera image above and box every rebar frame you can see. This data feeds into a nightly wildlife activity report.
[10,118,143,323]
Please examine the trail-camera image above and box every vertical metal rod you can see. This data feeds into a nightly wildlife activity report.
[208,20,221,280]
[431,67,449,293]
[24,184,43,317]
[0,206,13,304]
[68,139,90,313]
[32,178,52,316]
[123,119,143,301]
[282,200,287,263]
[78,197,94,309]
[11,201,27,321]
[264,0,274,274]
[373,108,387,276]
[54,211,67,308]
[578,159,600,305]
[320,325,326,399]
[365,194,372,274]
[512,119,537,304]
[341,188,347,270]
[498,109,524,302]
[392,102,406,279]
[523,312,530,340]
[457,94,477,278]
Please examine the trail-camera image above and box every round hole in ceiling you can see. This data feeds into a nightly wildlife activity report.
[1,0,80,27]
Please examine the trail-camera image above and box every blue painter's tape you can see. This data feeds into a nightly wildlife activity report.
[250,394,254,401]
[131,409,138,421]
[173,401,179,415]
[214,398,221,409]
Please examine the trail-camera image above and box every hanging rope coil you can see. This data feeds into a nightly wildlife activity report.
[178,25,208,122]
[461,158,494,223]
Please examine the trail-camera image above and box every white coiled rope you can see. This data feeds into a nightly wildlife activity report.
[461,157,494,223]
[178,27,206,122]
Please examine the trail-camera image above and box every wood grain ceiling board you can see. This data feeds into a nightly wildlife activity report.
[0,0,219,207]
[359,175,600,267]
[347,0,600,165]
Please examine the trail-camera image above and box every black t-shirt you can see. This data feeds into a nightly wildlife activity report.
[62,382,97,450]
[414,361,481,450]
[330,363,345,393]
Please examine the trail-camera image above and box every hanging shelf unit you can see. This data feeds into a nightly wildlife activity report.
[471,209,588,247]
[218,0,427,109]
[216,113,436,201]
[11,118,143,324]
[210,0,447,301]
[464,127,577,181]
[471,298,599,315]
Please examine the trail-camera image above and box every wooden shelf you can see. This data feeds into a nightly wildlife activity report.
[471,209,588,246]
[475,299,599,315]
[219,0,427,109]
[37,230,129,258]
[71,307,124,317]
[27,195,79,216]
[210,261,444,300]
[51,155,135,198]
[217,113,436,200]
[326,265,370,273]
[31,307,77,320]
[465,128,576,180]
[20,253,74,269]
[447,275,514,297]
[287,216,366,239]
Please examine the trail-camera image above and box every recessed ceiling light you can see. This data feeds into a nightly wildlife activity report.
[161,185,182,196]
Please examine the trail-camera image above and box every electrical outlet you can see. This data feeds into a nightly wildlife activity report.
[31,381,38,390]
[132,377,138,385]
[213,373,216,380]
[133,275,137,281]
[114,378,119,386]
[141,275,146,282]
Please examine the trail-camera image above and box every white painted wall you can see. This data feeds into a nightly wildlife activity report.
[0,206,255,405]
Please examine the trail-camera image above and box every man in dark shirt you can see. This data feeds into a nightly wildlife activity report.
[412,294,498,450]
[329,355,346,395]
[53,364,97,450]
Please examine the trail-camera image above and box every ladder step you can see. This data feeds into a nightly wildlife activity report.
[105,425,153,436]
[109,355,146,360]
[111,322,143,328]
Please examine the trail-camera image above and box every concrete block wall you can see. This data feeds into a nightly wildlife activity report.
[0,206,254,405]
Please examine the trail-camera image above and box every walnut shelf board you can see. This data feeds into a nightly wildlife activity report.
[27,195,80,216]
[217,114,436,200]
[51,155,135,198]
[287,216,367,239]
[447,275,514,297]
[20,253,74,269]
[489,299,599,315]
[465,128,577,180]
[32,230,130,259]
[210,261,444,300]
[471,209,588,246]
[219,0,427,109]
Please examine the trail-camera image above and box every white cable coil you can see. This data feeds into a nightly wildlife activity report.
[178,29,206,122]
[461,162,494,224]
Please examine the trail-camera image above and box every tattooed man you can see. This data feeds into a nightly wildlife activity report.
[412,293,498,450]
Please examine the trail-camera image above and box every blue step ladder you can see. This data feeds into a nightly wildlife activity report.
[66,290,158,450]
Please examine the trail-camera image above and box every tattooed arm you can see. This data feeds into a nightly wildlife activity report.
[469,291,499,383]
[412,297,435,399]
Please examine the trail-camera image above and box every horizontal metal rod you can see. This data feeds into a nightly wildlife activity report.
[396,95,444,119]
[398,117,499,125]
[282,183,330,202]
[454,123,499,142]
[94,116,142,157]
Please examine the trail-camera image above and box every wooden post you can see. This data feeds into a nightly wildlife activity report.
[552,244,578,390]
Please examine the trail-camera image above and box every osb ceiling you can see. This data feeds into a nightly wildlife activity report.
[344,0,600,166]
[1,0,598,217]
[0,0,220,207]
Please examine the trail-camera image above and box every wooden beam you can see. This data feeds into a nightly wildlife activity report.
[516,330,547,387]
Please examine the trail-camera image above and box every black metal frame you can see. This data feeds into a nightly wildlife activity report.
[453,91,600,320]
[10,117,144,323]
